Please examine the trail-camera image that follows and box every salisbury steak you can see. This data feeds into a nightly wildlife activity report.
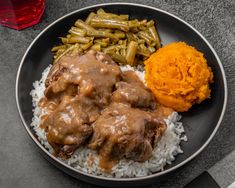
[89,103,166,169]
[40,51,121,158]
[40,50,167,168]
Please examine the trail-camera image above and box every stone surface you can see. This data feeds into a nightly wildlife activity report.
[0,0,234,188]
[208,150,235,188]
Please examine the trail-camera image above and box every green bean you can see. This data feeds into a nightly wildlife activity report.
[94,38,110,47]
[137,45,151,57]
[114,30,126,38]
[146,20,154,28]
[104,43,126,52]
[140,19,147,25]
[61,36,91,44]
[69,31,84,37]
[138,20,147,30]
[149,41,157,47]
[116,44,127,51]
[137,39,145,44]
[139,26,147,31]
[71,45,83,55]
[119,15,129,20]
[128,19,140,28]
[60,37,68,44]
[87,30,120,39]
[97,8,116,17]
[98,28,113,33]
[85,12,96,24]
[126,32,138,42]
[126,41,138,65]
[148,46,156,53]
[120,48,126,57]
[51,45,66,52]
[102,38,110,44]
[90,43,101,51]
[75,19,95,32]
[103,45,117,54]
[130,27,139,33]
[118,39,127,45]
[137,31,154,45]
[54,44,78,63]
[69,27,86,37]
[56,48,65,55]
[106,52,127,64]
[54,48,65,59]
[97,8,129,20]
[148,26,161,49]
[65,44,72,47]
[90,17,129,32]
[80,41,93,50]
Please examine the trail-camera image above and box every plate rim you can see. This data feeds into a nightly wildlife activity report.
[15,2,228,181]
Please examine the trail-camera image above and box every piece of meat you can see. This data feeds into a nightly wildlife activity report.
[112,81,155,108]
[42,96,94,159]
[88,103,166,167]
[154,104,174,120]
[44,51,121,107]
[45,50,116,90]
[41,51,121,158]
[121,70,143,84]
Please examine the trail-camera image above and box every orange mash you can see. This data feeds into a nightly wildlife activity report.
[144,42,213,112]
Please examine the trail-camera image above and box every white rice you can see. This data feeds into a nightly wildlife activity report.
[30,65,187,178]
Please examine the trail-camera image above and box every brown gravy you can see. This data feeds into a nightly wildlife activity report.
[40,50,171,171]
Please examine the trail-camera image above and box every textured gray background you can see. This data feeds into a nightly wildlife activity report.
[0,0,234,187]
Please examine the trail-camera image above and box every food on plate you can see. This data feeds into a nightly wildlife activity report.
[51,8,161,66]
[40,51,121,158]
[31,51,186,177]
[89,102,166,171]
[29,9,216,178]
[145,42,214,112]
[39,50,167,162]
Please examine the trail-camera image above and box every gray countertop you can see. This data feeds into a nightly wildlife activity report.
[0,0,234,187]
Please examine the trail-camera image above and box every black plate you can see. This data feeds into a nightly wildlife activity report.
[16,3,227,187]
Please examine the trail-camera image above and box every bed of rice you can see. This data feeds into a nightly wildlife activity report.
[30,64,187,178]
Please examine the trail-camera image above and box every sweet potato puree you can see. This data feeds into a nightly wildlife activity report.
[144,42,213,112]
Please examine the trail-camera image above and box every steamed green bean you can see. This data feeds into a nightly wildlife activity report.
[126,41,138,65]
[69,27,86,37]
[97,8,129,21]
[61,36,91,44]
[148,26,161,49]
[75,19,95,32]
[90,43,101,51]
[106,52,127,64]
[51,8,161,65]
[85,12,96,24]
[90,17,129,32]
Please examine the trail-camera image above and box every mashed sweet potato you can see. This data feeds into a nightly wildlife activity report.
[144,42,213,112]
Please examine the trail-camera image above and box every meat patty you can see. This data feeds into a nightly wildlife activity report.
[40,51,121,158]
[112,81,155,108]
[88,103,166,163]
[42,96,93,159]
[44,50,121,107]
[45,50,116,88]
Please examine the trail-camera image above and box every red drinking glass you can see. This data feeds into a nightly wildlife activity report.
[0,0,45,30]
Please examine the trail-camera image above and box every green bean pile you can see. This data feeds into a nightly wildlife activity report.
[52,9,161,66]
